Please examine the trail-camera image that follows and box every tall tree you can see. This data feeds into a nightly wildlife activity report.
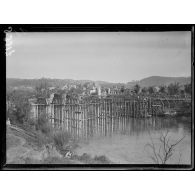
[184,83,191,95]
[141,87,147,94]
[35,80,50,97]
[148,86,154,94]
[168,83,180,95]
[133,84,140,94]
[159,85,167,94]
[6,90,31,124]
[120,85,125,93]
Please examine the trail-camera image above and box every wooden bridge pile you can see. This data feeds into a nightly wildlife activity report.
[47,96,191,138]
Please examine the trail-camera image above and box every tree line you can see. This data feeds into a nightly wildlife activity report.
[131,82,191,96]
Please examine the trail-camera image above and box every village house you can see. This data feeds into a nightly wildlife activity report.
[89,86,97,95]
[110,89,120,95]
[154,86,160,93]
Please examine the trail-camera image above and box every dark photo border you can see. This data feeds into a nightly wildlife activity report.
[0,24,194,170]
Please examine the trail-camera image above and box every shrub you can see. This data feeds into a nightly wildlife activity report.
[22,118,36,132]
[35,113,53,135]
[78,153,91,162]
[52,130,71,149]
[39,122,53,135]
[93,155,110,163]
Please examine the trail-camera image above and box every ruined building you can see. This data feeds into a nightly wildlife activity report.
[29,93,67,126]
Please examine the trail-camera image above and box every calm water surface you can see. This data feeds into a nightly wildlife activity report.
[75,116,191,164]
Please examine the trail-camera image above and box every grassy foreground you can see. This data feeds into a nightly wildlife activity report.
[6,125,112,164]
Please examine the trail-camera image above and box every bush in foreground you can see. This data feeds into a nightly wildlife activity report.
[73,153,112,164]
[52,130,71,149]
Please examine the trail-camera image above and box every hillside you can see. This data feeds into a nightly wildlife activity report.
[127,76,191,88]
[7,76,191,90]
[6,78,115,89]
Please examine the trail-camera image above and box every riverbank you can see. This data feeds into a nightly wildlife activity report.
[6,115,191,165]
[6,126,112,164]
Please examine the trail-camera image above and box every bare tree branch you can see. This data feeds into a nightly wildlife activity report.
[146,129,186,164]
[170,135,186,148]
[148,131,159,164]
[178,152,182,164]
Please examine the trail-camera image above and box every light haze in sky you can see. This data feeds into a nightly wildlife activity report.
[6,32,191,83]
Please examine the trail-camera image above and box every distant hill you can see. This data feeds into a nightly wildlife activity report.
[126,76,191,88]
[7,76,191,90]
[6,78,116,89]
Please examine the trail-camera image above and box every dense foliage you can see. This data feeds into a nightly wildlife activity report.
[6,89,32,125]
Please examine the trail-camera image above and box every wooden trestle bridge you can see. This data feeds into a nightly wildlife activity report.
[33,95,191,138]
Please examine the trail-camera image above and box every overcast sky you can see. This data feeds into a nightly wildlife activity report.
[6,31,191,83]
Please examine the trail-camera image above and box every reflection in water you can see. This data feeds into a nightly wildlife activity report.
[75,116,191,164]
[84,116,191,139]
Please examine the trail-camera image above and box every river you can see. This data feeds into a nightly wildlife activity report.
[75,116,191,164]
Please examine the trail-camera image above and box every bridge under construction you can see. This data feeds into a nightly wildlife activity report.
[29,94,191,138]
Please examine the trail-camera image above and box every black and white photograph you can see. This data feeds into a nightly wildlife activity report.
[3,25,193,169]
